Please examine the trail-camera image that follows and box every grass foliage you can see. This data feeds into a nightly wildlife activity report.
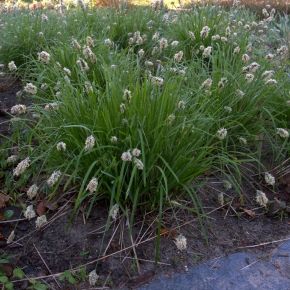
[1,4,290,220]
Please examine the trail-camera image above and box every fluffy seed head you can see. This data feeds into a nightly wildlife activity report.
[36,215,47,229]
[216,128,227,140]
[150,76,164,86]
[38,51,50,64]
[44,102,59,111]
[242,54,250,63]
[109,204,119,220]
[245,73,254,83]
[239,137,247,145]
[86,177,98,194]
[276,128,289,138]
[265,172,275,186]
[159,37,168,50]
[8,61,17,71]
[7,155,18,164]
[88,270,99,286]
[47,170,61,187]
[174,234,187,251]
[13,157,30,177]
[256,190,268,207]
[24,205,36,220]
[134,158,144,170]
[56,142,66,152]
[123,89,132,102]
[63,67,71,76]
[200,26,210,38]
[138,49,145,58]
[85,135,95,151]
[132,148,141,157]
[24,83,37,95]
[171,40,179,47]
[27,184,39,199]
[202,46,212,58]
[121,151,132,162]
[201,78,212,89]
[11,104,27,115]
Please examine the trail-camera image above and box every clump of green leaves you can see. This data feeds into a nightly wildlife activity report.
[1,5,290,223]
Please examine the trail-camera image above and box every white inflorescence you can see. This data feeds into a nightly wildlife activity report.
[150,76,164,86]
[8,61,17,71]
[88,270,99,286]
[110,136,118,143]
[109,204,119,220]
[120,103,126,114]
[86,177,98,194]
[121,151,132,162]
[44,102,59,111]
[171,40,179,47]
[256,190,268,207]
[245,73,254,83]
[242,54,250,63]
[264,172,275,186]
[36,215,47,229]
[174,234,187,251]
[202,46,212,58]
[13,157,30,177]
[138,49,145,58]
[85,135,96,151]
[27,184,39,199]
[200,26,210,38]
[24,83,37,95]
[277,128,289,138]
[159,37,168,50]
[76,58,89,72]
[132,148,141,157]
[47,170,61,187]
[38,51,50,64]
[123,89,132,103]
[11,104,27,115]
[24,205,36,220]
[134,158,144,170]
[7,155,18,163]
[56,142,66,152]
[239,137,247,145]
[201,78,212,89]
[216,128,227,140]
[174,51,183,62]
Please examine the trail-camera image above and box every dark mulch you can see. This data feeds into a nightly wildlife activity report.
[1,197,289,289]
[0,75,23,137]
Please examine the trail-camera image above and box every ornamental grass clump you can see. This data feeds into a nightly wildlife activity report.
[1,5,290,222]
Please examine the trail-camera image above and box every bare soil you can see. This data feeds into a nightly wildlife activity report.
[1,78,290,290]
[0,75,23,137]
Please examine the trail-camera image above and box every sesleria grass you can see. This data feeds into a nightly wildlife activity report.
[1,5,290,226]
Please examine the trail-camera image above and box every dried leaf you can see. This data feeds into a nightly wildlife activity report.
[36,201,46,216]
[0,264,13,277]
[0,193,9,208]
[6,230,15,244]
[43,200,58,211]
[242,208,256,218]
[160,227,177,238]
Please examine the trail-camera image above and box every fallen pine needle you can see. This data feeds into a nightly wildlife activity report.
[237,237,290,249]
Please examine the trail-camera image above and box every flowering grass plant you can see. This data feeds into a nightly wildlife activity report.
[1,4,290,222]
